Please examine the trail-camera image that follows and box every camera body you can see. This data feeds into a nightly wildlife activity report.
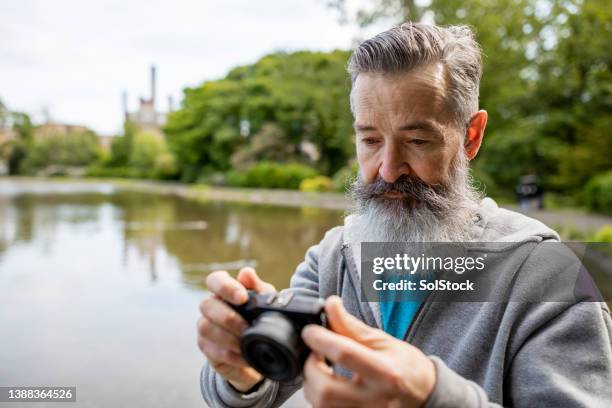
[231,291,326,381]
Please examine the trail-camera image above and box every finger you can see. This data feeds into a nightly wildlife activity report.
[325,296,385,345]
[200,296,247,336]
[302,325,397,382]
[303,354,329,406]
[208,358,261,388]
[206,270,248,304]
[198,337,247,367]
[237,267,276,293]
[197,317,241,354]
[303,353,367,407]
[304,352,333,379]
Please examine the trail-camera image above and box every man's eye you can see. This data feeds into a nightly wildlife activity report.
[362,138,380,145]
[410,139,428,146]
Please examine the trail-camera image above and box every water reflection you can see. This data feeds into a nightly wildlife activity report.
[0,183,343,289]
[0,180,342,407]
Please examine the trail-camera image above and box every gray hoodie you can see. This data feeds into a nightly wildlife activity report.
[201,198,612,407]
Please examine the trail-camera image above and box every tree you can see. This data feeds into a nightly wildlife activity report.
[326,0,612,202]
[164,50,354,181]
[129,131,177,179]
[109,120,137,166]
[20,131,100,174]
[0,99,35,175]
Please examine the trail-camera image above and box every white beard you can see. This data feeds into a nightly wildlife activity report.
[346,150,482,244]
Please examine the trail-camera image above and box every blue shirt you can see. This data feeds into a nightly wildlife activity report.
[380,300,421,339]
[379,273,428,339]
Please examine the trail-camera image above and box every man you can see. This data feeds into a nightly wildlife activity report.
[197,23,612,407]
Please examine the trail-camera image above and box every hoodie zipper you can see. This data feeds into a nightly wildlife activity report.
[340,243,380,329]
[340,242,434,338]
[403,291,433,342]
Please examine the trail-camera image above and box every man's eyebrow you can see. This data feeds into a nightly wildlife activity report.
[398,121,441,134]
[354,121,444,137]
[353,122,376,132]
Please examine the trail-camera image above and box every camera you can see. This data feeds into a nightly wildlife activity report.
[230,291,326,381]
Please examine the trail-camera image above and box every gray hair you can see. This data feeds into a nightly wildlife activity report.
[347,22,483,128]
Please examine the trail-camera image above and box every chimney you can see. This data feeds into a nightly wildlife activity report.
[150,65,156,108]
[122,90,129,121]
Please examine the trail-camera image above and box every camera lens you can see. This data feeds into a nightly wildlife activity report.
[240,312,305,381]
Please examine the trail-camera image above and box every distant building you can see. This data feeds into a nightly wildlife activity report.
[123,66,173,140]
[34,122,90,140]
[22,121,113,154]
[0,127,16,146]
[33,122,117,155]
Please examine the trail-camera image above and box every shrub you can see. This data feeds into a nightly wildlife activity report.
[88,131,178,180]
[225,170,248,187]
[332,162,359,192]
[554,224,590,241]
[226,162,318,189]
[86,165,141,178]
[152,152,178,180]
[20,132,100,174]
[197,172,228,186]
[593,225,612,243]
[584,171,612,215]
[300,176,334,192]
[130,131,176,177]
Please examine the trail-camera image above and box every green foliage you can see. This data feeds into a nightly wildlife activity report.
[86,165,141,179]
[584,171,612,215]
[225,170,247,187]
[230,123,293,170]
[593,225,612,243]
[129,131,160,169]
[470,163,504,199]
[20,132,100,174]
[0,99,8,128]
[5,1,607,206]
[0,102,34,173]
[1,139,28,175]
[300,176,334,192]
[163,2,610,199]
[153,151,178,180]
[11,112,34,141]
[164,50,354,181]
[543,192,580,210]
[327,0,612,209]
[92,122,178,180]
[332,161,359,192]
[108,120,137,167]
[553,224,590,241]
[226,162,318,189]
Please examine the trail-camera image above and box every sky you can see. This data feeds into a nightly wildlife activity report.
[0,0,388,135]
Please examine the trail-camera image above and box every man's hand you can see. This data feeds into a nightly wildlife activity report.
[197,267,276,392]
[301,296,436,408]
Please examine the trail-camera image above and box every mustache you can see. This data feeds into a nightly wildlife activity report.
[352,174,444,201]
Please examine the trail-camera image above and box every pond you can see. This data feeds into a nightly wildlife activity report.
[0,180,343,407]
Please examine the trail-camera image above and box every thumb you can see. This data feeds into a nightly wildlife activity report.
[237,267,276,294]
[325,296,376,343]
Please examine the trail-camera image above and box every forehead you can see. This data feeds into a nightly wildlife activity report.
[352,64,451,125]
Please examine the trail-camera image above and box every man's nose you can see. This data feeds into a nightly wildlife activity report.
[379,145,411,183]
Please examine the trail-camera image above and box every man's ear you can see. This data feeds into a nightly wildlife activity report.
[464,110,487,160]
